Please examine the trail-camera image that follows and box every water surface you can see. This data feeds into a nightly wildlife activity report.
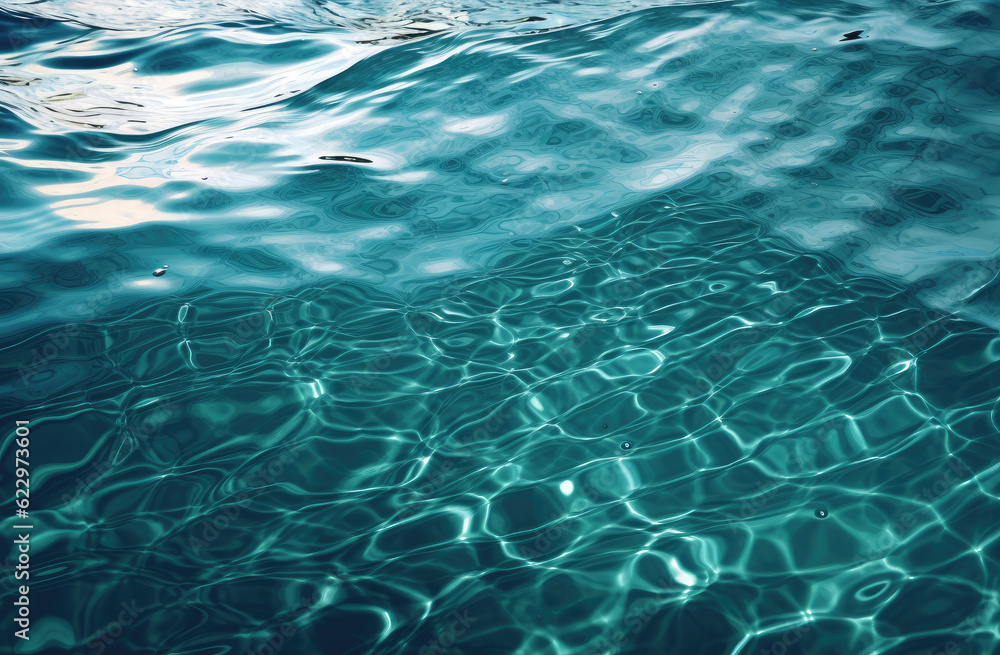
[1,1,1000,653]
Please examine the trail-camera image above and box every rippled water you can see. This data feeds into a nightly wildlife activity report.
[2,0,1000,653]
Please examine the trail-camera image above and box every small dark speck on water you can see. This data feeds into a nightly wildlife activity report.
[815,508,828,519]
[602,423,608,429]
[620,441,633,451]
[153,265,169,277]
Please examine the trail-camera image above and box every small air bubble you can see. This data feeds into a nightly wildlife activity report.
[812,48,817,51]
[637,90,642,95]
[620,441,633,451]
[563,259,571,265]
[132,67,138,72]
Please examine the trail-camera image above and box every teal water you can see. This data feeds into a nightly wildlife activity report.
[2,1,1000,654]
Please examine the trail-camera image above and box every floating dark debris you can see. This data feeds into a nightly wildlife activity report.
[815,508,828,519]
[620,441,633,451]
[153,265,169,277]
[502,16,546,24]
[320,156,373,163]
[840,30,864,41]
[0,74,40,87]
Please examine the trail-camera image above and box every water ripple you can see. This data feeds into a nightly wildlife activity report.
[2,1,1000,654]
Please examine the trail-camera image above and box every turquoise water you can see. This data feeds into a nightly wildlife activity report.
[2,0,1000,653]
